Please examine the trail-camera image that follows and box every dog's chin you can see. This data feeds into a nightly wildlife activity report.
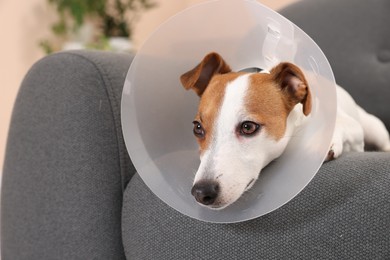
[202,203,231,210]
[207,181,256,210]
[199,195,243,210]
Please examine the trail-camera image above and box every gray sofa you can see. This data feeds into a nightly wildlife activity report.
[2,0,389,259]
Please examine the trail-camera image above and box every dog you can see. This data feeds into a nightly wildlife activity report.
[180,52,390,210]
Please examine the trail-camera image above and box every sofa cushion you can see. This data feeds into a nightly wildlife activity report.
[122,152,390,259]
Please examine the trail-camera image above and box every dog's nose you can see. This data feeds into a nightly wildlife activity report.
[191,181,219,205]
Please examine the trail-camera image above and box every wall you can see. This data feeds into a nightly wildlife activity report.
[0,0,298,172]
[134,0,299,49]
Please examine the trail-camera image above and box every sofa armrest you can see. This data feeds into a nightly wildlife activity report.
[1,51,135,259]
[122,152,390,259]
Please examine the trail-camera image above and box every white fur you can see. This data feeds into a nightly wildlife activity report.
[358,106,390,152]
[329,86,390,159]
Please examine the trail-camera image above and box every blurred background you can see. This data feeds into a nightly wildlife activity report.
[0,0,298,173]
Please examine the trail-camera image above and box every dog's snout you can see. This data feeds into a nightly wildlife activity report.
[191,181,219,206]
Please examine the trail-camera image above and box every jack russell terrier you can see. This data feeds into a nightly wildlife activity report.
[180,52,390,210]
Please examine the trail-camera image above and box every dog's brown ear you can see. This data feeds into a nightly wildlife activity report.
[180,52,231,96]
[270,62,312,116]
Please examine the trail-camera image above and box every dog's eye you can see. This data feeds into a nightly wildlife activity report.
[240,121,260,136]
[193,121,205,138]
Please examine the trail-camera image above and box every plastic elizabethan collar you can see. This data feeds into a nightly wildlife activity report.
[121,0,337,223]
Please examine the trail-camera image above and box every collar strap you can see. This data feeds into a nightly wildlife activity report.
[239,67,270,74]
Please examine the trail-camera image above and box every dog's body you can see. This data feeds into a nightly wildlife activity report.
[180,52,390,209]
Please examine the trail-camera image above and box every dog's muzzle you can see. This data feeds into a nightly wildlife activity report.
[191,180,219,206]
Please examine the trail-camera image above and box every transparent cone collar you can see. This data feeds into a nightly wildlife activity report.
[121,0,336,223]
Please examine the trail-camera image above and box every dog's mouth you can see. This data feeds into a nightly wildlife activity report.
[245,178,255,190]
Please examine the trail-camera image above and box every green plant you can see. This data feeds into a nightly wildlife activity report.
[41,0,156,53]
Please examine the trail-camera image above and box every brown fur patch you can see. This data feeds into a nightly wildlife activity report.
[245,74,290,140]
[270,62,312,116]
[180,52,232,96]
[195,73,245,153]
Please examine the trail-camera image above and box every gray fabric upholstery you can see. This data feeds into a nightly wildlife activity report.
[2,0,390,259]
[1,51,135,259]
[123,152,390,259]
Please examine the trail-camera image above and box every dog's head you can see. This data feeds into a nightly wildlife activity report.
[180,52,311,209]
